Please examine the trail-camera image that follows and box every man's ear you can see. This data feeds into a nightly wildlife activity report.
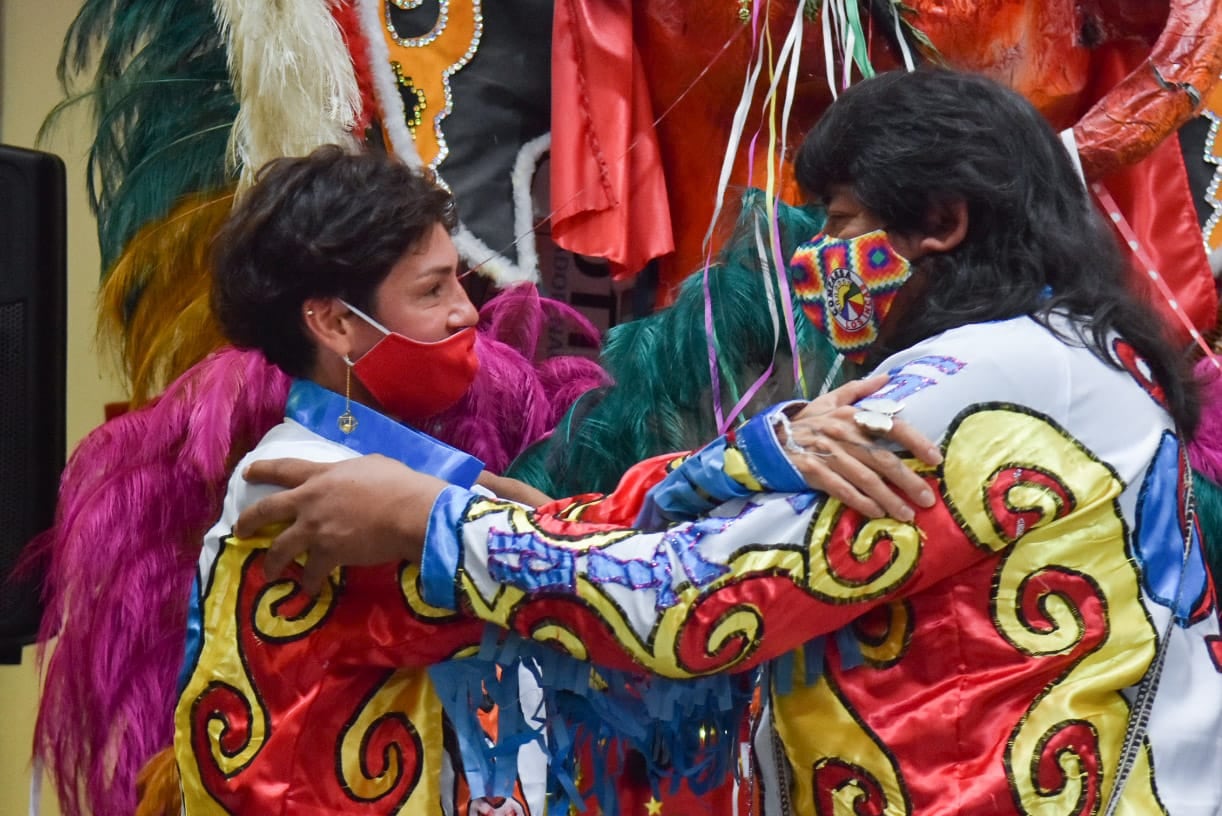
[302,297,357,359]
[917,198,968,254]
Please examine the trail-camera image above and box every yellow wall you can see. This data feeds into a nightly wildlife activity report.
[1,0,127,812]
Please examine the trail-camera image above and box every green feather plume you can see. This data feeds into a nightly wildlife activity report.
[42,0,238,273]
[509,190,849,496]
[1193,472,1222,584]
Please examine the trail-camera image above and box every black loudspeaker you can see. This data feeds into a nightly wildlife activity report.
[0,145,67,664]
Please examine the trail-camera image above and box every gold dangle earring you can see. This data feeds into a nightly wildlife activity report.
[338,355,358,434]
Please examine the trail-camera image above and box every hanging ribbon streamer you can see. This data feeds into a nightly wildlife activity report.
[1092,182,1221,370]
[701,0,770,433]
[706,2,818,434]
[889,1,917,71]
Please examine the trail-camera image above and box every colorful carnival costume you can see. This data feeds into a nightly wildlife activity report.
[419,314,1222,815]
[176,374,783,815]
[35,2,1222,815]
[175,379,547,815]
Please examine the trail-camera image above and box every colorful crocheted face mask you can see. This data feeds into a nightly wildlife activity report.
[788,229,913,363]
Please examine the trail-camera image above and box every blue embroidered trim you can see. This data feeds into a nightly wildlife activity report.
[640,401,807,526]
[286,379,483,487]
[735,403,808,492]
[1134,432,1208,623]
[420,485,474,611]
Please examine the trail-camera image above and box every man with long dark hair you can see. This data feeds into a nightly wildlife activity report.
[238,70,1222,813]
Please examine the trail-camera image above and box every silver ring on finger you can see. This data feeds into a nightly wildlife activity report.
[857,397,905,417]
[852,409,894,435]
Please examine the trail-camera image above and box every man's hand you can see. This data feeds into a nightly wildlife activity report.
[776,375,943,522]
[235,454,449,595]
[475,471,552,507]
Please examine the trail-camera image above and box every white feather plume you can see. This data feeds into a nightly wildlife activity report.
[213,0,362,188]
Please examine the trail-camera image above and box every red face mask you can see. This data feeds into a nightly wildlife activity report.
[341,300,480,424]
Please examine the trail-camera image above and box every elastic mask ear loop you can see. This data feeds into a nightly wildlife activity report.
[338,298,391,337]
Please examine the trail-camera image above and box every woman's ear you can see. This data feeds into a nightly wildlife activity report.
[302,297,356,359]
[917,198,968,254]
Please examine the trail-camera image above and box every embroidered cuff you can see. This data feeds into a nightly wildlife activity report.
[420,485,475,610]
[642,438,757,524]
[735,401,808,493]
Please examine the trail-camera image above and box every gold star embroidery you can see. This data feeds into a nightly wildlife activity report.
[645,797,663,815]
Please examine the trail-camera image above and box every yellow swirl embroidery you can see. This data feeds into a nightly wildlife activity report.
[707,605,765,659]
[806,512,923,602]
[338,669,440,807]
[174,543,269,799]
[946,408,1161,813]
[461,498,805,677]
[399,562,461,620]
[252,574,336,641]
[854,600,912,668]
[528,622,590,660]
[773,674,909,816]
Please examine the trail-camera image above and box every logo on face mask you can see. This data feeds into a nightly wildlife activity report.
[825,265,874,332]
[788,229,912,363]
[341,300,480,424]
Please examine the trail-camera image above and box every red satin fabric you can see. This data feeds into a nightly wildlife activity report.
[533,451,677,526]
[813,556,1112,813]
[186,552,486,813]
[1087,44,1218,340]
[549,0,674,279]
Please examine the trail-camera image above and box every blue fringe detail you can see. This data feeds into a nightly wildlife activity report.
[771,650,795,697]
[772,628,865,697]
[802,637,825,686]
[835,627,865,670]
[429,626,757,815]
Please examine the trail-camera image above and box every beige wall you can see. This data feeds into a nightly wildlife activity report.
[1,0,127,812]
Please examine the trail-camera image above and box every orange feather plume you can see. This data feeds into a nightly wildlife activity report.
[98,188,235,405]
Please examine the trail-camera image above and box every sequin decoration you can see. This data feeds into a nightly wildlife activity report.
[1202,77,1222,255]
[380,0,484,169]
[389,61,426,133]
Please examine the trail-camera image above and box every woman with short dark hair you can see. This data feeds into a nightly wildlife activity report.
[175,145,547,815]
